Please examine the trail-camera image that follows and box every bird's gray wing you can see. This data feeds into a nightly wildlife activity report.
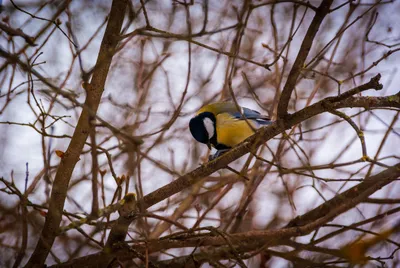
[230,107,271,125]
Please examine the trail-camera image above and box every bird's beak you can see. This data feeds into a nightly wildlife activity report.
[207,142,212,150]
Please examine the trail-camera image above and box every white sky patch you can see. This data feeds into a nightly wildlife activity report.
[203,117,215,139]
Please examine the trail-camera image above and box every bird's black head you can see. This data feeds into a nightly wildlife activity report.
[189,112,216,147]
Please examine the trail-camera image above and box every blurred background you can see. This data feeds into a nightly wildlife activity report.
[0,0,400,267]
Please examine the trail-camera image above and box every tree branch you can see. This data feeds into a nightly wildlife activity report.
[103,74,398,253]
[0,21,36,46]
[277,0,334,118]
[50,161,400,267]
[24,0,128,267]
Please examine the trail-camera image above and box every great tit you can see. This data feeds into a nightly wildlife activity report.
[189,102,271,158]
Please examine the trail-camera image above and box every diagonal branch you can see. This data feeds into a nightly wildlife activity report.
[49,162,400,268]
[104,74,399,250]
[24,0,128,267]
[128,162,400,252]
[277,0,333,118]
[286,163,400,228]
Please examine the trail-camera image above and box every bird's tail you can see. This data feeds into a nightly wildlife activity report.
[255,118,272,125]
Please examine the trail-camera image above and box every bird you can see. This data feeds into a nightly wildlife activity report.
[189,102,271,159]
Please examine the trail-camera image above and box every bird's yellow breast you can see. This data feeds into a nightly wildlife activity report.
[215,113,256,148]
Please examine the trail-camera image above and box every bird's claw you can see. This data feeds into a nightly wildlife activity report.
[208,149,229,161]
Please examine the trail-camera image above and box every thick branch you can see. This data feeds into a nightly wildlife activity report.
[50,161,400,267]
[277,0,333,118]
[104,74,398,250]
[114,162,400,252]
[287,163,400,227]
[24,0,128,267]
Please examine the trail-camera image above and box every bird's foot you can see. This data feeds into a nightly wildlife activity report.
[209,149,230,161]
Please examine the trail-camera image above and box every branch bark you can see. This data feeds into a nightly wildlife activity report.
[50,161,400,268]
[24,0,128,267]
[277,0,333,118]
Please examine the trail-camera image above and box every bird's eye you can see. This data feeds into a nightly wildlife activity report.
[203,117,214,139]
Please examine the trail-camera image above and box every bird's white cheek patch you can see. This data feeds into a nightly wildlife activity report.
[203,118,215,139]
